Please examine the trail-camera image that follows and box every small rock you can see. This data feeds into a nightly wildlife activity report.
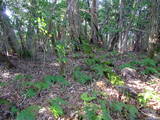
[121,67,137,79]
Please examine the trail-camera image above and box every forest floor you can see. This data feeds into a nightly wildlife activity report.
[0,50,160,120]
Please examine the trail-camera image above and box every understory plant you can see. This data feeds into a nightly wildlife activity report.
[119,58,160,76]
[49,97,67,118]
[55,40,68,75]
[20,75,69,98]
[80,91,139,120]
[73,67,92,84]
[138,88,160,106]
[16,105,40,120]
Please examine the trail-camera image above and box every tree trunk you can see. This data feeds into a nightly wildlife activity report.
[109,33,119,51]
[90,0,102,45]
[148,0,160,58]
[67,0,82,51]
[117,0,124,52]
[0,1,20,54]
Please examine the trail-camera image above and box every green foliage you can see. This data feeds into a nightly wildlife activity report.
[19,49,32,58]
[0,81,7,87]
[119,63,136,69]
[141,67,159,75]
[129,61,141,66]
[110,101,138,120]
[119,58,159,75]
[110,101,125,112]
[140,58,157,67]
[24,88,37,98]
[49,97,67,118]
[0,99,20,117]
[16,105,40,120]
[107,72,124,86]
[100,101,112,120]
[84,58,100,66]
[11,106,20,115]
[34,81,50,90]
[138,88,160,106]
[125,105,139,120]
[0,98,11,105]
[72,53,82,59]
[14,74,26,80]
[19,75,69,98]
[14,74,32,81]
[138,58,159,75]
[92,64,112,77]
[55,41,68,64]
[73,68,92,84]
[80,92,139,120]
[22,81,34,87]
[101,60,113,67]
[21,82,38,98]
[80,92,97,102]
[22,81,49,97]
[81,42,92,54]
[43,75,69,86]
[106,51,119,57]
[84,104,99,120]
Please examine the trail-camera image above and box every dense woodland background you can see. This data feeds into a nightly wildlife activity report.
[0,0,160,120]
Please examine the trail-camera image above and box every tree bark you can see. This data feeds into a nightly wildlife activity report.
[0,1,20,54]
[148,0,160,58]
[67,0,82,51]
[90,0,102,45]
[117,0,124,52]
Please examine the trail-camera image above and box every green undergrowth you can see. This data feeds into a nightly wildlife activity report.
[73,67,93,84]
[80,92,97,102]
[86,58,124,86]
[77,55,124,86]
[16,105,40,120]
[0,98,11,105]
[14,97,67,119]
[138,88,160,106]
[49,97,67,118]
[105,72,124,85]
[0,81,7,87]
[80,41,93,54]
[80,91,139,120]
[13,74,69,98]
[106,51,119,57]
[119,58,160,76]
[0,98,20,118]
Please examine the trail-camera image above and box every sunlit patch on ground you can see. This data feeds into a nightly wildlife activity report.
[95,80,119,100]
[50,62,60,67]
[1,72,10,78]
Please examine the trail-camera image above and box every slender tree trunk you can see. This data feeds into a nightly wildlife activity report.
[67,0,82,51]
[109,33,119,51]
[90,0,102,45]
[118,0,124,52]
[148,0,160,58]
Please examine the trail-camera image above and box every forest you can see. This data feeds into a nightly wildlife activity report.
[0,0,160,120]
